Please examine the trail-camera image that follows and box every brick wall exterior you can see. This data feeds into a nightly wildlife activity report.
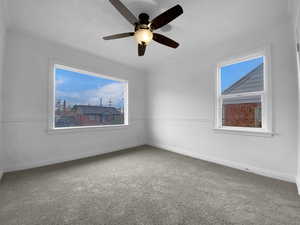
[223,103,261,127]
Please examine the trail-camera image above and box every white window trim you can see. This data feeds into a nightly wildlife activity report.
[48,62,129,132]
[214,48,273,136]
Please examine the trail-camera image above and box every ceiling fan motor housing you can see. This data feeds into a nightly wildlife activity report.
[135,23,151,32]
[138,13,150,25]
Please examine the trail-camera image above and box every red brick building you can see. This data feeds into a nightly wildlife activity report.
[72,105,124,126]
[222,101,261,127]
[222,64,263,128]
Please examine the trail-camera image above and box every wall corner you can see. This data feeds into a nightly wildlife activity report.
[0,170,3,182]
[297,176,300,195]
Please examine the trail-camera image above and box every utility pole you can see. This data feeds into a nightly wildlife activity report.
[99,97,103,107]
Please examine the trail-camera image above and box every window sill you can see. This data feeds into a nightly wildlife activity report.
[213,127,274,137]
[47,124,129,134]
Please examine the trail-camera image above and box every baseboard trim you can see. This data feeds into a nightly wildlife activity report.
[4,144,145,173]
[149,142,296,183]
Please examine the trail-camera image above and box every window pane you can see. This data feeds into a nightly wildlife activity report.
[222,96,262,128]
[55,67,127,128]
[221,57,264,95]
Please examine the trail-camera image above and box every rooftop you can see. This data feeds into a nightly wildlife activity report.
[223,63,264,95]
[73,105,121,115]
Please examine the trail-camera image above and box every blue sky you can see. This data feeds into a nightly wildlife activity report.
[221,57,263,91]
[55,68,125,108]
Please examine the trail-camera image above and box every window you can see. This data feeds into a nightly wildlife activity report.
[52,64,128,129]
[216,52,271,134]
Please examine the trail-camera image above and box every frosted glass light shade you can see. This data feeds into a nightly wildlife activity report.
[134,29,153,45]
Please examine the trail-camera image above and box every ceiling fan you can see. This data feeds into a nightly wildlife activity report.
[103,0,183,56]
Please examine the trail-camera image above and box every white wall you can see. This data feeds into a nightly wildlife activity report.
[146,19,298,183]
[291,0,300,193]
[2,30,146,172]
[291,0,300,31]
[0,0,7,178]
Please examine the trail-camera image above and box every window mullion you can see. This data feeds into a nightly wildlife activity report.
[222,91,264,99]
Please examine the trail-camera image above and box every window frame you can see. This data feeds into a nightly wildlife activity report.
[48,63,129,132]
[215,49,273,136]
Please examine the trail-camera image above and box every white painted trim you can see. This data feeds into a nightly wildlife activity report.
[55,64,128,82]
[148,142,296,183]
[295,18,300,197]
[214,47,273,135]
[213,128,274,137]
[297,177,300,195]
[4,144,144,173]
[0,170,3,182]
[48,61,129,132]
[47,123,130,134]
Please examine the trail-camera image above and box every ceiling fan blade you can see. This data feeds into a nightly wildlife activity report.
[150,5,183,30]
[109,0,138,25]
[103,32,134,40]
[153,33,179,48]
[138,43,146,56]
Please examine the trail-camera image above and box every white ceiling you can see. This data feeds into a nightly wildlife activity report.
[4,0,291,70]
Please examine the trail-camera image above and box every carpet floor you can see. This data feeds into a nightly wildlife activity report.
[0,146,299,225]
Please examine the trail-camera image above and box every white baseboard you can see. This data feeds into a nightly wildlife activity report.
[149,142,296,183]
[4,144,145,173]
[297,177,300,195]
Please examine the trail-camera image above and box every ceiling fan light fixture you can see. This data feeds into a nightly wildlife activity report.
[134,28,153,45]
[103,0,183,56]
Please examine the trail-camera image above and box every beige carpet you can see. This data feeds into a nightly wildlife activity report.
[0,146,299,225]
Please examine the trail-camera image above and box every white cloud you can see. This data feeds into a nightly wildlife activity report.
[56,78,65,86]
[56,90,80,99]
[86,83,125,106]
[56,82,125,107]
